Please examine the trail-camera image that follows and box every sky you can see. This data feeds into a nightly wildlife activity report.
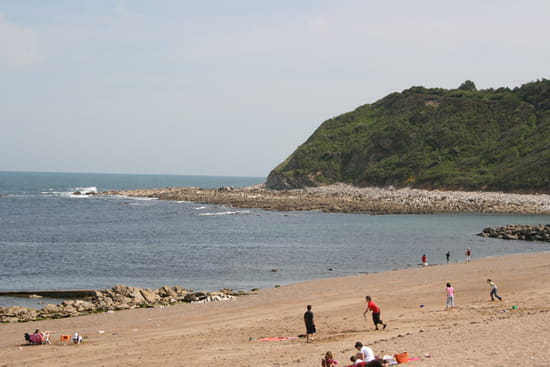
[1,1,549,177]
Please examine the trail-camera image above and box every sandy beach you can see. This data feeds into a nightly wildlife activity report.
[2,252,550,367]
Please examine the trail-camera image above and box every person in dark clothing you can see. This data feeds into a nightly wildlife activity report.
[446,251,450,263]
[304,304,316,342]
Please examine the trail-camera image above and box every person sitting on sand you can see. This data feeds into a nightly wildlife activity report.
[29,329,52,344]
[322,351,339,367]
[354,341,375,362]
[72,332,83,344]
[350,354,364,365]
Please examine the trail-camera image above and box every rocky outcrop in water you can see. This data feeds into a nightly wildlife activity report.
[0,284,249,323]
[478,224,550,242]
[102,183,550,215]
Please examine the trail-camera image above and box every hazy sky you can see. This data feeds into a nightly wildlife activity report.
[1,1,549,177]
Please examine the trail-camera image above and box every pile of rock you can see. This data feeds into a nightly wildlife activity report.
[0,285,247,323]
[478,224,550,242]
[102,183,550,215]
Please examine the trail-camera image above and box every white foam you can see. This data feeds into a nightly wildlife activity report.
[197,210,250,216]
[73,187,98,195]
[125,196,156,201]
[43,186,98,198]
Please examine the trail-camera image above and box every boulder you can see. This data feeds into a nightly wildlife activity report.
[159,286,177,298]
[478,224,550,242]
[140,289,160,304]
[2,306,39,321]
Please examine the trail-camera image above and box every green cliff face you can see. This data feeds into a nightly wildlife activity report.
[267,80,550,192]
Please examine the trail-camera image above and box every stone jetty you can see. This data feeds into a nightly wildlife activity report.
[478,224,550,242]
[102,183,550,215]
[0,285,249,323]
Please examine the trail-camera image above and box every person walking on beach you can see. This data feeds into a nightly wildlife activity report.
[421,254,428,266]
[363,296,387,330]
[446,251,450,264]
[304,304,316,342]
[446,282,455,309]
[465,248,471,263]
[487,279,503,301]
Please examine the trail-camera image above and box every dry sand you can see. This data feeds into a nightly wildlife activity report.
[2,252,550,367]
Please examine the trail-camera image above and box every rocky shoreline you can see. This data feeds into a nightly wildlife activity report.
[0,284,251,323]
[101,183,550,215]
[478,224,550,242]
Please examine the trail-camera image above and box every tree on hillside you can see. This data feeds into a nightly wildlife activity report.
[459,80,477,91]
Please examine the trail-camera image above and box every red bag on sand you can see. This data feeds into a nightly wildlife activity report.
[394,352,409,364]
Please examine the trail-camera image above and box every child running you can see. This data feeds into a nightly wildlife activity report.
[487,279,503,301]
[363,296,387,330]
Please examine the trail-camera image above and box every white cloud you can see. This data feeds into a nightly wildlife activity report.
[0,14,42,67]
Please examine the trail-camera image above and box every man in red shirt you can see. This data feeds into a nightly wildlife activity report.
[363,296,387,330]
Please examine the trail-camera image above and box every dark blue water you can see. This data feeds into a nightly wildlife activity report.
[1,171,549,308]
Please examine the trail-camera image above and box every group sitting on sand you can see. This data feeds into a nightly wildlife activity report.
[24,329,83,345]
[322,340,392,366]
[25,329,54,345]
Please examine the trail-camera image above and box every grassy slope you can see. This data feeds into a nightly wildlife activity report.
[267,80,550,192]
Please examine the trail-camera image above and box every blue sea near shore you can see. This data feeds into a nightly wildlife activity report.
[1,171,549,308]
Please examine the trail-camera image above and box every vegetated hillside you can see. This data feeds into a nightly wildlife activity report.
[267,80,550,193]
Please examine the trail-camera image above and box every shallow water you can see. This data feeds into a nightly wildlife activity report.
[1,171,549,308]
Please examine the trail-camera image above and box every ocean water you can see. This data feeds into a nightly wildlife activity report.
[1,171,549,308]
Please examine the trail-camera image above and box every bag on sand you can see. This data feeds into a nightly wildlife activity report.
[394,352,409,364]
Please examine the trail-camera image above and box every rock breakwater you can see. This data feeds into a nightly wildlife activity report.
[0,285,249,323]
[478,224,550,242]
[103,183,550,215]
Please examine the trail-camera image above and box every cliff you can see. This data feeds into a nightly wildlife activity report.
[267,79,550,193]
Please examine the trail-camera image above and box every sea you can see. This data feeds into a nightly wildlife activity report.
[1,171,549,308]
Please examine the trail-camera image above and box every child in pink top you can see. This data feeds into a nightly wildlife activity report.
[446,283,455,309]
[321,351,339,367]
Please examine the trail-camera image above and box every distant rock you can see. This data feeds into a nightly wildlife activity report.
[478,224,550,242]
